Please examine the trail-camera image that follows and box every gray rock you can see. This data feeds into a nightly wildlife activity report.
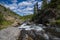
[0,27,20,40]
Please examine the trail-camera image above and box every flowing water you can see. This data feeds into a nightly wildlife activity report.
[18,23,60,40]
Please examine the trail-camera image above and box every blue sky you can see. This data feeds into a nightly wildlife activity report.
[0,0,42,16]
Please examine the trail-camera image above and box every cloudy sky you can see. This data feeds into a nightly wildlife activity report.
[0,0,42,16]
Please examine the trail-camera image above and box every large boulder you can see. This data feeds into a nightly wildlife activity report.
[0,27,20,40]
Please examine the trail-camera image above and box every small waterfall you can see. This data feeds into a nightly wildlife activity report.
[18,23,43,31]
[18,23,60,40]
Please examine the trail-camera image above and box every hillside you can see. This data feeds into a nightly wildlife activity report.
[31,0,60,27]
[0,4,22,30]
[20,14,33,21]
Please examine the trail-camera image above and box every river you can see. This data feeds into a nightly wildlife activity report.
[18,22,60,40]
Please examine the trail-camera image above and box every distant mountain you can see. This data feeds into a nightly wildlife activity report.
[0,4,22,29]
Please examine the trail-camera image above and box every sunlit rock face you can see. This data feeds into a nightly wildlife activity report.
[0,27,20,40]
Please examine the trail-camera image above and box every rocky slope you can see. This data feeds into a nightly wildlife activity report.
[0,4,21,29]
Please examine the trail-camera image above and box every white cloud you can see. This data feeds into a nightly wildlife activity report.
[17,9,22,12]
[4,0,42,16]
[4,4,9,8]
[24,7,33,11]
[17,7,33,13]
[18,1,33,7]
[4,3,18,10]
[23,10,33,14]
[38,1,42,8]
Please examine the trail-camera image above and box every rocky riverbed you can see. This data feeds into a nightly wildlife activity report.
[17,23,60,40]
[0,23,60,40]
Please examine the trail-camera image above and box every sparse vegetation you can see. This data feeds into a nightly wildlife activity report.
[20,14,33,22]
[0,4,22,30]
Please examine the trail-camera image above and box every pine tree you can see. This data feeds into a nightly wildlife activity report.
[32,2,38,21]
[34,2,38,14]
[48,0,57,8]
[41,0,48,9]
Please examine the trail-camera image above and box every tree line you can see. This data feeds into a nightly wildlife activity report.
[31,0,60,26]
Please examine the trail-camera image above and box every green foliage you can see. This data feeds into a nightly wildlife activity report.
[56,20,60,26]
[32,0,60,25]
[34,2,38,14]
[0,20,12,30]
[0,13,4,25]
[41,0,48,9]
[20,14,33,21]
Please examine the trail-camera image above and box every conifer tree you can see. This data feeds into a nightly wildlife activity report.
[41,0,48,9]
[34,2,38,14]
